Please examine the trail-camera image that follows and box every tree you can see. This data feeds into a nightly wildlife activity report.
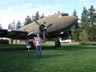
[8,21,16,30]
[35,11,40,20]
[73,9,79,29]
[87,5,96,41]
[80,5,96,41]
[58,11,60,13]
[80,7,90,41]
[40,14,44,19]
[24,16,32,25]
[81,7,88,29]
[73,9,77,16]
[16,20,22,29]
[80,7,90,35]
[72,28,80,41]
[12,20,16,30]
[0,24,2,29]
[79,29,88,42]
[88,5,95,26]
[72,10,80,41]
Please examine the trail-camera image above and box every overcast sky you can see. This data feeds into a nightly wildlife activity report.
[0,0,96,29]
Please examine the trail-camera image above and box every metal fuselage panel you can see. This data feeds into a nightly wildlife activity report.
[19,13,77,34]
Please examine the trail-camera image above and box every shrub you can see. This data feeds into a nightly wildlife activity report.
[80,41,96,45]
[0,40,9,44]
[86,42,96,45]
[80,41,86,45]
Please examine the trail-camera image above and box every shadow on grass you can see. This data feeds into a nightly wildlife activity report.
[40,54,68,59]
[42,44,96,50]
[61,45,96,50]
[0,44,96,52]
[0,47,26,52]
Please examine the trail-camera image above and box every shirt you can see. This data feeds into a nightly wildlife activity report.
[35,37,41,46]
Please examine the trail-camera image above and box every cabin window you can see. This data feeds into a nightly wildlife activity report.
[61,14,68,16]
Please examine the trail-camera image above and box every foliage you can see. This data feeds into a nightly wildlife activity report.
[40,13,44,19]
[72,10,80,41]
[80,42,96,45]
[31,12,44,22]
[86,42,96,45]
[35,11,40,20]
[80,5,96,41]
[81,7,89,29]
[72,28,80,41]
[24,16,32,25]
[24,11,44,25]
[72,5,96,42]
[73,10,79,29]
[0,40,9,44]
[0,24,2,29]
[79,29,88,42]
[79,41,86,45]
[16,20,22,29]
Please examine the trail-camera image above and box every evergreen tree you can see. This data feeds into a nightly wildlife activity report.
[31,16,35,22]
[24,16,32,25]
[35,11,40,20]
[72,10,80,41]
[79,29,88,42]
[16,20,22,29]
[40,14,44,19]
[87,5,96,41]
[80,7,89,41]
[80,5,96,41]
[0,24,2,29]
[31,12,43,23]
[88,5,95,26]
[72,28,80,41]
[73,10,79,29]
[58,11,60,13]
[81,7,89,31]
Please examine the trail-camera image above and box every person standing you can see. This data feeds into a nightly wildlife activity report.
[35,33,42,57]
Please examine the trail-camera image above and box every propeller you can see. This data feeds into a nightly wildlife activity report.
[47,24,53,28]
[34,20,41,26]
[34,20,53,42]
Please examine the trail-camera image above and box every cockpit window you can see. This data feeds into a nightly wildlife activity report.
[61,14,68,16]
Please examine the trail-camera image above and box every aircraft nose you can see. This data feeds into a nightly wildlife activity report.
[59,16,77,27]
[68,16,77,22]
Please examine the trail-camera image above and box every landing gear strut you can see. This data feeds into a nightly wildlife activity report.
[55,39,61,48]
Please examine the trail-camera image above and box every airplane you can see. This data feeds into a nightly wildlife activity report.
[0,12,77,47]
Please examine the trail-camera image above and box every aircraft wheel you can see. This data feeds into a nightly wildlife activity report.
[55,39,61,48]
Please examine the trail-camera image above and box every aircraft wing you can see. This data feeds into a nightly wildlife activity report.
[0,29,28,40]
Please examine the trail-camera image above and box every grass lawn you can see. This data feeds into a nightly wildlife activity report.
[0,44,96,72]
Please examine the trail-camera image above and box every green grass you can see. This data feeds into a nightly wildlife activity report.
[0,44,96,72]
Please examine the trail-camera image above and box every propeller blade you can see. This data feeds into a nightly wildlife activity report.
[43,30,46,43]
[47,24,53,28]
[34,20,41,26]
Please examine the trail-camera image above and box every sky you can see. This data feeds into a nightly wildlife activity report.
[0,0,96,29]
